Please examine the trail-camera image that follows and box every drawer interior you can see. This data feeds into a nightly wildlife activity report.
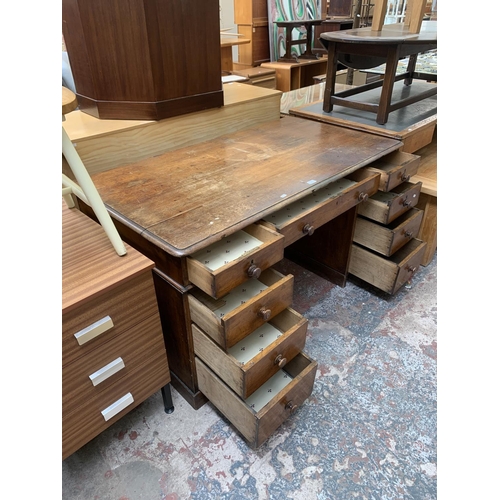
[244,369,293,412]
[190,229,264,271]
[262,178,357,227]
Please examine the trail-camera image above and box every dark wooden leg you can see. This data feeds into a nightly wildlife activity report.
[322,42,339,113]
[285,27,293,60]
[404,53,418,86]
[376,45,400,125]
[161,384,175,414]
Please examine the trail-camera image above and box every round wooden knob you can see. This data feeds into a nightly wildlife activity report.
[302,224,315,236]
[247,264,261,279]
[274,354,287,368]
[404,230,413,238]
[358,193,368,202]
[401,172,411,182]
[285,401,298,413]
[407,265,417,274]
[258,307,271,321]
[401,197,412,207]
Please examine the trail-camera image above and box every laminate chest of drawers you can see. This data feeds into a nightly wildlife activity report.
[81,116,405,446]
[62,201,172,460]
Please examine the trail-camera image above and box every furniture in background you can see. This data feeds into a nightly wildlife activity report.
[62,200,173,460]
[231,66,277,89]
[221,36,251,73]
[313,17,354,55]
[233,0,270,70]
[62,0,223,120]
[261,58,328,92]
[320,19,437,124]
[275,19,324,62]
[62,86,126,257]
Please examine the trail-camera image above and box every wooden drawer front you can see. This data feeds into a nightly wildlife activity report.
[187,224,284,299]
[193,307,308,399]
[363,151,421,192]
[63,273,158,366]
[63,313,166,415]
[260,170,380,247]
[62,351,170,460]
[353,208,424,257]
[188,268,294,350]
[357,181,422,225]
[349,239,427,294]
[196,351,317,448]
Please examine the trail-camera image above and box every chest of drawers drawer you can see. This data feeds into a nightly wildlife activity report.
[362,150,421,192]
[187,224,284,299]
[63,272,159,366]
[260,170,380,246]
[188,268,294,349]
[357,181,422,225]
[349,238,427,294]
[193,307,308,399]
[196,351,317,449]
[353,207,424,257]
[63,312,166,415]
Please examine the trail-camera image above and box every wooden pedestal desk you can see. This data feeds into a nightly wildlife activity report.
[79,116,404,446]
[62,201,173,460]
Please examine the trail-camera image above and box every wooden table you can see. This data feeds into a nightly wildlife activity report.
[275,19,324,62]
[320,21,437,124]
[81,116,402,408]
[221,36,251,73]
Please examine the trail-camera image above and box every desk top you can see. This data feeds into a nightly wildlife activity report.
[220,36,251,48]
[320,20,437,44]
[91,115,402,257]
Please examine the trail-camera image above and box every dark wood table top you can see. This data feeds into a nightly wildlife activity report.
[320,20,437,44]
[91,115,402,257]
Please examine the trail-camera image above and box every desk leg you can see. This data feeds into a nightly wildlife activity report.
[323,43,339,113]
[376,45,401,125]
[161,384,175,414]
[284,206,357,287]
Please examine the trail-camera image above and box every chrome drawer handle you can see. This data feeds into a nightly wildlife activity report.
[358,192,368,202]
[258,307,272,321]
[74,315,114,346]
[274,354,287,368]
[89,357,125,386]
[101,392,134,422]
[247,264,261,279]
[285,401,298,413]
[302,223,315,236]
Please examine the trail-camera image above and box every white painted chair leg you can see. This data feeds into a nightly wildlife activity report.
[62,127,127,256]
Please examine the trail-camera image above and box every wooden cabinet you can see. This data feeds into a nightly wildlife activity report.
[62,202,172,460]
[349,151,428,294]
[62,0,223,120]
[261,59,329,92]
[233,0,271,69]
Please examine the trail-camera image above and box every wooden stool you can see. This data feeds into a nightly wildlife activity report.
[276,19,323,62]
[62,87,126,256]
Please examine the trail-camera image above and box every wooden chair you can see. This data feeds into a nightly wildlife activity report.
[371,0,428,33]
[62,87,127,256]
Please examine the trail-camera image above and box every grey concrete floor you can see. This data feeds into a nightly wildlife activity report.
[62,254,437,499]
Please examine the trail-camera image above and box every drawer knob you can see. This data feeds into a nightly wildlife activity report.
[401,172,411,182]
[302,224,315,236]
[358,192,368,202]
[401,197,412,207]
[258,307,272,321]
[247,264,261,279]
[404,230,413,238]
[406,265,417,274]
[274,354,287,368]
[285,401,298,413]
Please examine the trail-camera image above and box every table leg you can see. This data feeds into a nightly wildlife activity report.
[404,53,418,86]
[376,45,401,125]
[322,42,339,113]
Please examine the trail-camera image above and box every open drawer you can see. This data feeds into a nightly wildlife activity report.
[192,307,308,398]
[187,224,284,299]
[349,238,427,294]
[188,268,294,349]
[353,207,424,257]
[361,150,421,192]
[195,351,317,448]
[259,169,380,247]
[357,181,422,225]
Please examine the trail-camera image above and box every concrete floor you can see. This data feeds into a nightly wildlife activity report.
[62,254,437,500]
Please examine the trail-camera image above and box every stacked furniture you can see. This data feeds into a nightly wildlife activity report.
[62,201,173,459]
[348,151,428,294]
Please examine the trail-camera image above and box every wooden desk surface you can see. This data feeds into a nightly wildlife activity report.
[91,115,402,257]
[220,36,250,48]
